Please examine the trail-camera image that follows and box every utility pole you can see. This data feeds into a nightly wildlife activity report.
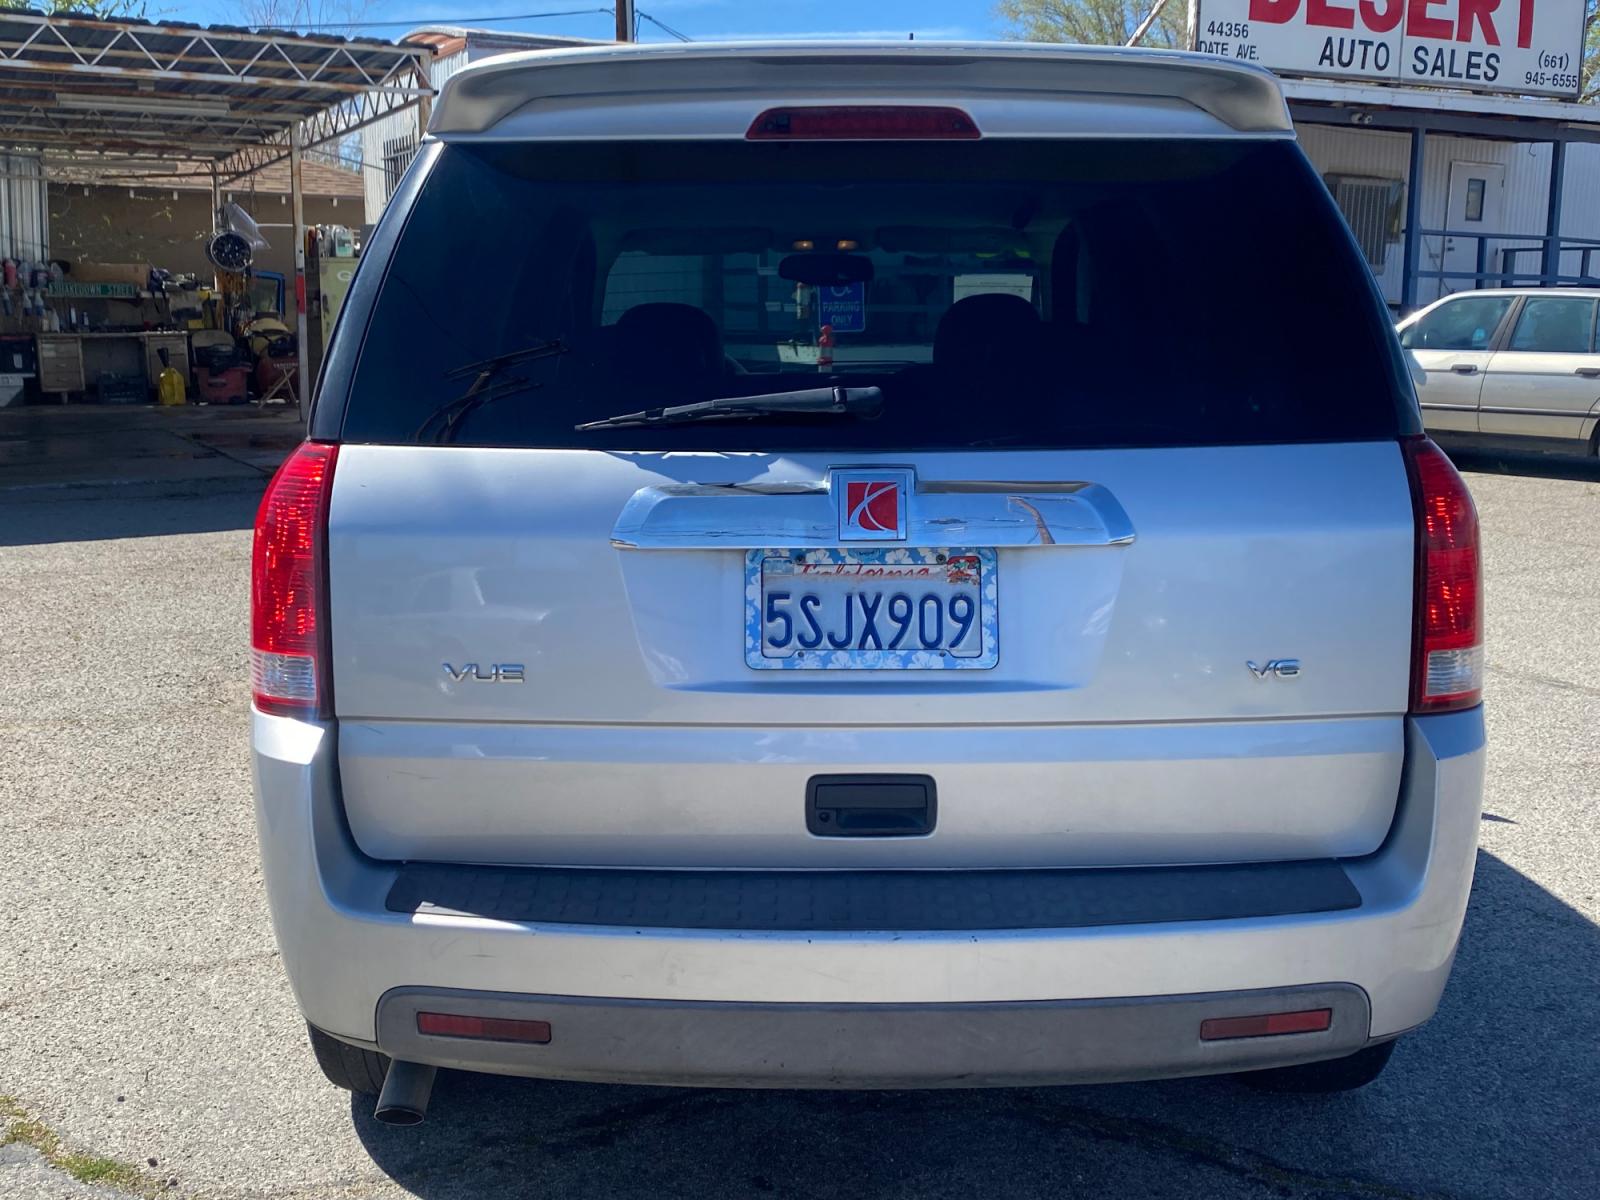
[290,121,309,425]
[615,0,635,41]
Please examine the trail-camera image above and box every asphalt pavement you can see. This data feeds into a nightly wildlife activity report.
[1,430,1596,1200]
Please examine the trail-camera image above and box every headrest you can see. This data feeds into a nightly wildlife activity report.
[613,303,723,378]
[933,293,1041,367]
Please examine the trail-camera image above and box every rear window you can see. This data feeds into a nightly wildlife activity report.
[339,139,1407,449]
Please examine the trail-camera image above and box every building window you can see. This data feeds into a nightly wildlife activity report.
[1325,174,1404,270]
[1463,178,1486,222]
[382,134,417,201]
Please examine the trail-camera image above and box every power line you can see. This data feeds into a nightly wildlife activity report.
[255,5,690,38]
[638,11,691,41]
[279,7,613,30]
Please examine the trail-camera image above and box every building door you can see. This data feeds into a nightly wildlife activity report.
[1436,162,1505,301]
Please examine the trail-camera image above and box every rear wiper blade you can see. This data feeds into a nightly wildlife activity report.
[443,339,568,381]
[576,385,882,432]
[415,338,569,444]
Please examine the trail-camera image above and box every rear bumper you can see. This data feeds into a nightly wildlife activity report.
[253,708,1484,1084]
[372,984,1372,1088]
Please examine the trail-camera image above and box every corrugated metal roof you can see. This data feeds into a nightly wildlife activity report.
[47,156,363,197]
[0,10,429,163]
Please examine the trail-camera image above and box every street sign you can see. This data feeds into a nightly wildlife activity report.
[1192,0,1586,98]
[48,281,138,299]
[818,283,866,334]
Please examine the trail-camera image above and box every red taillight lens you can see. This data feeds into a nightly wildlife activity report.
[1199,1008,1332,1041]
[251,442,337,716]
[1403,438,1482,714]
[416,1012,552,1044]
[746,105,980,140]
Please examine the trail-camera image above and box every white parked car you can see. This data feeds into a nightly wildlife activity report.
[1399,287,1600,453]
[250,42,1485,1125]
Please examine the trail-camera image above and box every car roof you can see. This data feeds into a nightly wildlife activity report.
[1396,287,1600,325]
[1426,287,1600,301]
[429,40,1292,143]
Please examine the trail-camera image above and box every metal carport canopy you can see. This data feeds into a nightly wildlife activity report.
[0,10,435,410]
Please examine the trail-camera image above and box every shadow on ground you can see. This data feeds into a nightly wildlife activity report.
[349,849,1598,1200]
[0,404,298,510]
[0,477,264,545]
[1437,440,1600,483]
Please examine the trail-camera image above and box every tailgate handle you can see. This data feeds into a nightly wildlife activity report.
[806,774,936,838]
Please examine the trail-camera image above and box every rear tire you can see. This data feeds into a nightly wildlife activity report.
[306,1023,390,1095]
[1238,1038,1396,1093]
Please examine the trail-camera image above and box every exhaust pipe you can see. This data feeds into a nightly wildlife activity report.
[374,1060,437,1127]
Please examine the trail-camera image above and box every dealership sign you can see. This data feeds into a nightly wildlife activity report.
[1193,0,1586,97]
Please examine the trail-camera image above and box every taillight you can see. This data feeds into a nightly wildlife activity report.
[746,106,980,140]
[251,442,337,717]
[1403,438,1482,714]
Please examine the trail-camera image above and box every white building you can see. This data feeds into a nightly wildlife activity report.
[358,27,601,226]
[1188,0,1600,310]
[1288,79,1600,309]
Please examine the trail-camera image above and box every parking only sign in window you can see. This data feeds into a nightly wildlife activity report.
[819,283,866,334]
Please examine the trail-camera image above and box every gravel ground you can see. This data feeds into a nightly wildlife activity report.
[0,437,1596,1200]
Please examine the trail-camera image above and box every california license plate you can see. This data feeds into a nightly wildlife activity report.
[745,547,997,670]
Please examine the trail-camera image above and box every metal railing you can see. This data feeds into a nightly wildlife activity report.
[1413,228,1600,289]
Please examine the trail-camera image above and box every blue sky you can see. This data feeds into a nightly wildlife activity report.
[161,0,1007,43]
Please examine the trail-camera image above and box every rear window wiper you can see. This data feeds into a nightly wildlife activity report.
[575,385,882,432]
[414,338,569,444]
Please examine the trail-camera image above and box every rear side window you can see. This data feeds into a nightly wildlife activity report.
[340,139,1408,450]
[1404,295,1513,351]
[1506,297,1597,354]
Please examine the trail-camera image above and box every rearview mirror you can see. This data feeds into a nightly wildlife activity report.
[779,252,874,287]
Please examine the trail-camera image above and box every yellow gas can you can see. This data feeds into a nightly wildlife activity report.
[156,348,186,406]
[157,363,186,406]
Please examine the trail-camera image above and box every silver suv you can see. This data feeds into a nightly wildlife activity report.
[250,42,1485,1125]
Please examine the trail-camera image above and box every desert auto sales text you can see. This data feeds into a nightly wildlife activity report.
[1192,0,1584,97]
[1256,0,1530,84]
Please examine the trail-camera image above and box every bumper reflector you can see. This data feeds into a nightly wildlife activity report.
[416,1012,552,1044]
[1199,1008,1332,1041]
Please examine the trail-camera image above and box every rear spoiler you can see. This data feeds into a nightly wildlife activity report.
[429,41,1294,141]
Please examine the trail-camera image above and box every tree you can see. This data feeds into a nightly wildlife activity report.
[234,0,370,33]
[0,0,148,15]
[995,0,1184,49]
[1584,0,1597,102]
[231,0,374,175]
